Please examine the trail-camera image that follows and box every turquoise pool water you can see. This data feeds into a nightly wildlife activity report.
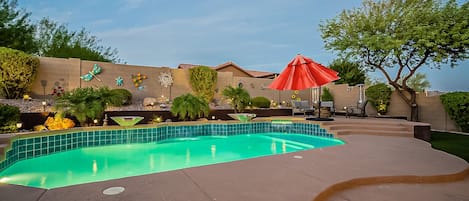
[0,133,343,189]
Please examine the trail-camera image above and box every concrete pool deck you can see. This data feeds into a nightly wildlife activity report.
[0,119,468,201]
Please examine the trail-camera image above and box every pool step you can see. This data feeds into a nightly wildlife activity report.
[326,125,410,132]
[321,119,413,137]
[0,143,8,159]
[0,134,14,144]
[0,134,15,161]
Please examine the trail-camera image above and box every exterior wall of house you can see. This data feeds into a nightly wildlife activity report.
[216,65,251,77]
[23,57,460,132]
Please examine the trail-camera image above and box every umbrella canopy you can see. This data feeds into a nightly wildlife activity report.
[269,54,339,90]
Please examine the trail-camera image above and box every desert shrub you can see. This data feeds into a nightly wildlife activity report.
[440,92,469,132]
[251,96,271,108]
[321,87,334,101]
[366,83,392,114]
[0,47,40,98]
[110,88,132,105]
[171,94,209,121]
[189,66,217,102]
[0,104,20,133]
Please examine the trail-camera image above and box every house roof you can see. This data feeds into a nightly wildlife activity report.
[246,70,278,78]
[177,61,277,79]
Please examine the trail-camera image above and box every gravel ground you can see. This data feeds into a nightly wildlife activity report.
[0,99,154,113]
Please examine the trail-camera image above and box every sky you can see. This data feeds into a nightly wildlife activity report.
[19,0,468,92]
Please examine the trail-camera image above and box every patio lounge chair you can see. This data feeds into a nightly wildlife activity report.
[291,100,314,116]
[345,100,368,118]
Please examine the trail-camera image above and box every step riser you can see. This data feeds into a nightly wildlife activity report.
[325,126,409,131]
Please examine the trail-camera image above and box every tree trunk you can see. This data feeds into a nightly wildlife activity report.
[408,90,419,122]
[391,83,419,122]
[411,103,419,122]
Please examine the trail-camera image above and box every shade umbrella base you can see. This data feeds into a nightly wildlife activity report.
[305,117,334,121]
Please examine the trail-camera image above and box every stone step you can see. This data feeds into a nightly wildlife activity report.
[318,118,416,138]
[0,134,14,144]
[320,119,408,127]
[332,129,413,137]
[0,143,8,158]
[325,125,410,132]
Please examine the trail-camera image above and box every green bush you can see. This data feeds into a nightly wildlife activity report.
[251,96,271,108]
[0,47,40,99]
[321,87,334,101]
[366,83,392,114]
[110,88,132,105]
[0,104,20,133]
[189,66,218,102]
[171,94,209,121]
[440,92,469,132]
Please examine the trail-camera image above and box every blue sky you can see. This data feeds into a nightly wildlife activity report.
[20,0,468,91]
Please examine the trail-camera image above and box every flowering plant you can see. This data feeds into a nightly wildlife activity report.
[44,115,75,130]
[51,86,65,97]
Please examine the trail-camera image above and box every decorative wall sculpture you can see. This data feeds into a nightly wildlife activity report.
[158,72,173,88]
[132,73,147,90]
[80,64,102,81]
[115,76,124,86]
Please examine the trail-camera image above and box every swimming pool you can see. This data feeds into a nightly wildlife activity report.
[0,122,343,189]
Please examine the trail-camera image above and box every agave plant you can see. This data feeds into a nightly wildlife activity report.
[222,86,251,113]
[170,94,209,121]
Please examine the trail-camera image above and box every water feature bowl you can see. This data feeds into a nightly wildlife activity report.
[228,113,256,123]
[110,116,144,126]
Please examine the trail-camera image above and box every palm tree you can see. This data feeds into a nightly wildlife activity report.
[54,87,125,126]
[222,86,251,113]
[170,94,209,121]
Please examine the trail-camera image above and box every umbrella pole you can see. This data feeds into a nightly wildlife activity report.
[318,86,321,118]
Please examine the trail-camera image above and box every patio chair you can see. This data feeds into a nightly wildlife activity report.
[345,100,368,118]
[291,100,314,116]
[320,101,335,116]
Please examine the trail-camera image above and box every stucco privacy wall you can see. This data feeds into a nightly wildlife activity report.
[28,57,458,131]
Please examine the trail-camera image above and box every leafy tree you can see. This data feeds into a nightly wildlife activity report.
[399,73,431,93]
[329,59,365,86]
[0,0,37,53]
[222,86,251,113]
[320,0,469,121]
[35,18,121,63]
[189,66,218,102]
[170,93,209,121]
[0,47,39,98]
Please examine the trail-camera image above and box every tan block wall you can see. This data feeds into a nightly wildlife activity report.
[386,92,459,131]
[27,57,459,131]
[171,69,192,99]
[30,57,81,98]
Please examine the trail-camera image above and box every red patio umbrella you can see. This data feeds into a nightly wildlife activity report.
[269,54,339,119]
[269,54,339,90]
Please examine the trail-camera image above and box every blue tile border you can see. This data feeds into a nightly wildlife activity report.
[0,122,333,172]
